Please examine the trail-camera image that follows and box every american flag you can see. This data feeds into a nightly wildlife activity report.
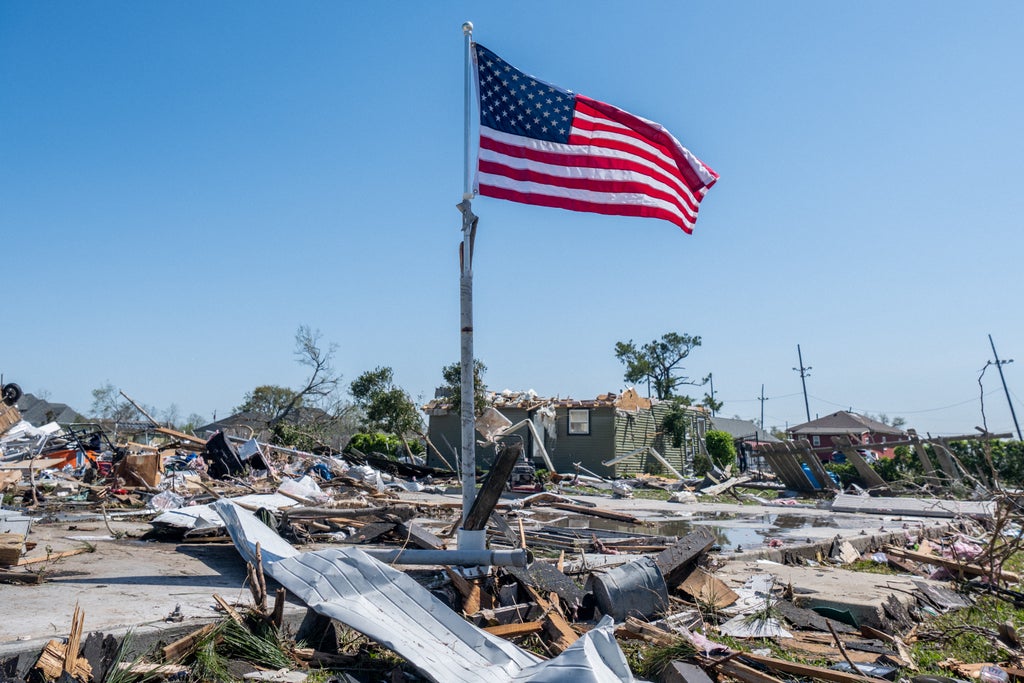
[473,44,718,234]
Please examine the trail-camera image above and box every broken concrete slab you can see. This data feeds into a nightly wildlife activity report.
[831,493,995,519]
[714,560,954,630]
[663,661,715,683]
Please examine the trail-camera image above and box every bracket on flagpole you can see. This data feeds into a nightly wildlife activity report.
[458,199,477,267]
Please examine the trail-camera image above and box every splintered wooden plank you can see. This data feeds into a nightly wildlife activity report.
[463,444,523,531]
[699,475,752,496]
[884,545,1018,583]
[162,623,219,661]
[393,523,445,550]
[339,522,395,544]
[739,652,881,683]
[505,561,587,610]
[796,439,840,491]
[655,527,716,587]
[710,658,786,683]
[16,546,92,567]
[907,430,940,485]
[483,621,544,638]
[523,585,578,653]
[620,617,674,646]
[832,437,888,489]
[0,570,43,584]
[678,568,738,608]
[546,502,643,524]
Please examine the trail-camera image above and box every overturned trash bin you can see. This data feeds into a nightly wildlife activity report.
[587,556,669,622]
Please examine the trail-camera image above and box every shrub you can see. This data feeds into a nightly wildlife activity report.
[873,444,924,484]
[346,432,423,458]
[825,462,860,487]
[704,430,737,471]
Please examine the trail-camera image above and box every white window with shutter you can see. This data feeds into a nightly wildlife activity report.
[568,408,590,435]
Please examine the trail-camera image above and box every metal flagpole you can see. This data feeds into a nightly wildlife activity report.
[457,21,482,550]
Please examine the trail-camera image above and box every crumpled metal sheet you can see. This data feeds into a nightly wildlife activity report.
[717,614,792,639]
[153,492,298,531]
[213,500,638,683]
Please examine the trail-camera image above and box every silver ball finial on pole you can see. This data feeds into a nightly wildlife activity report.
[462,21,473,35]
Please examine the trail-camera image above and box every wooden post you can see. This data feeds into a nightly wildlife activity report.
[832,437,888,490]
[462,443,522,531]
[907,429,940,486]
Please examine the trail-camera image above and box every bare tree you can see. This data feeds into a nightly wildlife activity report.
[270,325,342,426]
[161,403,181,429]
[91,382,137,424]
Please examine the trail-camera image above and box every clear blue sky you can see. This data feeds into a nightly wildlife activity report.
[3,2,1023,437]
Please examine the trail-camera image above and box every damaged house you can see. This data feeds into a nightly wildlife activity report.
[424,388,709,477]
[787,410,907,460]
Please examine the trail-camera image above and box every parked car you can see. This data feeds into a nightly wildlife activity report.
[857,448,878,464]
[819,448,876,465]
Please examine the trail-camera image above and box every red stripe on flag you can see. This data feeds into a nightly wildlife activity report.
[569,110,703,202]
[577,96,718,192]
[480,134,701,215]
[478,183,695,233]
[478,158,697,224]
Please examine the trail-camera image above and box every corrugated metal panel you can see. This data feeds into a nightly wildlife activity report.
[214,500,639,683]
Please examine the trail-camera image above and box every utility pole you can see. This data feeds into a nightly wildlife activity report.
[707,372,716,416]
[989,334,1022,441]
[758,384,769,432]
[793,344,812,423]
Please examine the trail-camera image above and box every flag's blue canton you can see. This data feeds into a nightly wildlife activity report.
[475,44,576,144]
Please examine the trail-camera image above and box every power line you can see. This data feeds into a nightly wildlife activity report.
[719,391,803,403]
[808,391,1001,415]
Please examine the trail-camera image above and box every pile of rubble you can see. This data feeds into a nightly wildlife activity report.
[1,400,1022,683]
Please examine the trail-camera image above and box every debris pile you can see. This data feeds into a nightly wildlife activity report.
[0,409,1022,683]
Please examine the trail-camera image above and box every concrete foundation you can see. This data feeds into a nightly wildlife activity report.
[714,559,929,630]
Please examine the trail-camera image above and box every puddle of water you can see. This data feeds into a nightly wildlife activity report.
[541,511,850,551]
